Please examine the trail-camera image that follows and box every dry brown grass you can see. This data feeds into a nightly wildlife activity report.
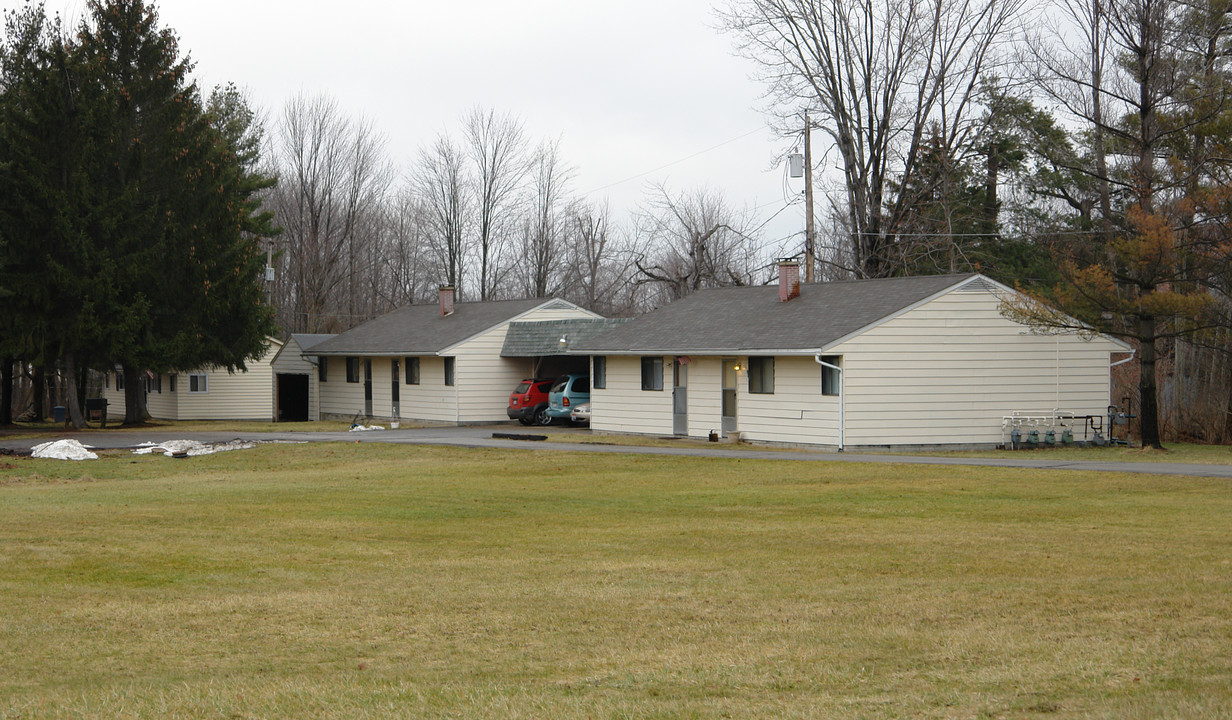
[1,443,1229,718]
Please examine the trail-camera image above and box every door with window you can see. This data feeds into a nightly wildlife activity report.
[363,359,373,417]
[391,359,400,418]
[672,358,688,436]
[721,360,738,435]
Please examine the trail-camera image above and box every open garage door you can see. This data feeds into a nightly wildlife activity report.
[276,374,310,422]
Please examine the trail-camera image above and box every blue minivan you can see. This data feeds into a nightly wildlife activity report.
[546,373,590,423]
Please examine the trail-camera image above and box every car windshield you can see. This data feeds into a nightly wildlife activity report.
[514,382,531,393]
[537,382,554,393]
[550,378,568,392]
[575,379,589,393]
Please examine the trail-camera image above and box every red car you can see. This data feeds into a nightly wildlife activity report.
[507,378,556,425]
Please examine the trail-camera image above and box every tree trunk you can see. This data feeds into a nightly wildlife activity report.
[1138,315,1162,449]
[0,357,12,425]
[63,354,85,430]
[31,368,45,422]
[123,365,148,425]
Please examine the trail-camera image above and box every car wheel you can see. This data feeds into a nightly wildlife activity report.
[534,407,553,426]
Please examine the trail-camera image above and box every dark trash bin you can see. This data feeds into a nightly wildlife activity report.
[85,398,108,427]
[53,406,66,423]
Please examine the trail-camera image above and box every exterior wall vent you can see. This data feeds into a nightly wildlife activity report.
[955,277,999,294]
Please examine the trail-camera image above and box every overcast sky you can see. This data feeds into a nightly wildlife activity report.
[3,0,811,258]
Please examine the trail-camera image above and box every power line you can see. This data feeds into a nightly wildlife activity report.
[579,125,770,197]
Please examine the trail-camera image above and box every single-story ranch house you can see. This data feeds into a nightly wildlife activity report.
[574,263,1131,450]
[102,337,282,421]
[306,288,605,423]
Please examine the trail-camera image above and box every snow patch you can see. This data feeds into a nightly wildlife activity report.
[31,439,98,461]
[349,425,386,432]
[132,439,258,457]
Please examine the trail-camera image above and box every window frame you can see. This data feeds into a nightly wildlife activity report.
[593,356,607,390]
[640,356,663,391]
[318,357,327,383]
[188,373,208,394]
[405,357,420,385]
[346,357,360,383]
[820,355,842,397]
[748,356,775,395]
[443,357,456,387]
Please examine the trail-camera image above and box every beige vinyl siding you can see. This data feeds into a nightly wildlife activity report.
[175,344,278,421]
[317,356,371,420]
[102,375,124,416]
[100,341,280,421]
[451,325,532,423]
[735,356,841,446]
[590,355,674,436]
[396,356,458,422]
[831,290,1121,446]
[683,356,722,438]
[271,338,321,421]
[145,375,177,419]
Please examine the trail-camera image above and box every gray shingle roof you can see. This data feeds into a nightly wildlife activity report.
[290,334,337,353]
[575,274,975,354]
[309,298,572,356]
[501,319,633,357]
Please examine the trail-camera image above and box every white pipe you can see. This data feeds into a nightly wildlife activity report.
[815,355,844,452]
[1110,349,1137,367]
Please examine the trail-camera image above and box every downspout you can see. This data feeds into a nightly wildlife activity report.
[1109,349,1137,409]
[815,355,844,452]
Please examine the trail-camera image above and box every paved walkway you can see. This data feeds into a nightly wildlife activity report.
[3,426,1231,479]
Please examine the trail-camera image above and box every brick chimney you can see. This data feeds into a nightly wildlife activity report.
[778,259,801,302]
[438,285,455,316]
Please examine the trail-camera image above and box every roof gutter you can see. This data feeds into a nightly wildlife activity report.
[1110,348,1137,367]
[814,354,844,452]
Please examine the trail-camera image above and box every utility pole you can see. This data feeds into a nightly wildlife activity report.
[803,109,816,283]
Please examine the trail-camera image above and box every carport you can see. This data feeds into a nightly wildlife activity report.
[500,318,631,378]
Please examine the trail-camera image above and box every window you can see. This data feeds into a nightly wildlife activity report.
[148,374,162,394]
[105,373,110,390]
[116,372,124,391]
[443,357,455,386]
[641,356,663,391]
[820,355,841,396]
[318,358,327,383]
[593,356,606,389]
[748,357,775,394]
[169,374,177,393]
[405,357,420,384]
[346,357,360,383]
[188,373,208,393]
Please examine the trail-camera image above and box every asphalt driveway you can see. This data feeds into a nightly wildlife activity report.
[2,425,1231,479]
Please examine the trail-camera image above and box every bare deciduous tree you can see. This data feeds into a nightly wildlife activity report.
[268,93,392,332]
[464,107,531,300]
[722,0,1024,277]
[518,136,574,298]
[412,132,470,297]
[633,184,761,303]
